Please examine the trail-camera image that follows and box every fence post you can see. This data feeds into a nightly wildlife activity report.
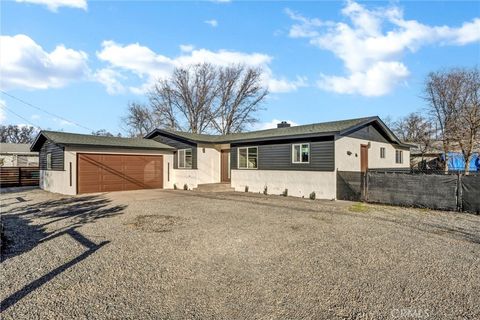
[457,173,462,212]
[364,170,369,202]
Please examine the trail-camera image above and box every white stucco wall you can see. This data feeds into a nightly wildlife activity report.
[231,170,336,200]
[335,136,410,171]
[40,147,174,195]
[172,146,220,189]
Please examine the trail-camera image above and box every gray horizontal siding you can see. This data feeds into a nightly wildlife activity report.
[39,140,64,171]
[231,139,334,171]
[151,134,197,169]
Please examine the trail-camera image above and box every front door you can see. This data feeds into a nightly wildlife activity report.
[360,144,369,172]
[221,149,231,183]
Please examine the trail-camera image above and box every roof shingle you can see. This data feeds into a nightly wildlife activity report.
[31,131,174,151]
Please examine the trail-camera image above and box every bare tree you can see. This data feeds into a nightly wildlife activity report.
[424,69,468,171]
[122,102,159,137]
[210,65,267,134]
[148,63,218,134]
[451,68,480,172]
[92,129,121,137]
[393,113,434,165]
[122,63,268,136]
[0,125,38,143]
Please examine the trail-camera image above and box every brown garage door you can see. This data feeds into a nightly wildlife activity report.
[77,154,163,194]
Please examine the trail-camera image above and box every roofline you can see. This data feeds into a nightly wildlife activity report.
[30,131,47,152]
[145,116,413,148]
[60,143,174,151]
[31,130,175,152]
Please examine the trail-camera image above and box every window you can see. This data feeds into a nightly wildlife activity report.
[380,147,386,159]
[395,150,403,164]
[46,153,52,170]
[292,143,310,163]
[238,147,258,169]
[178,149,192,168]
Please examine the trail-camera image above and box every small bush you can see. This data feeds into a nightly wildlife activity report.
[173,184,177,190]
[282,189,288,197]
[183,184,188,190]
[309,191,316,200]
[263,185,268,195]
[245,185,249,192]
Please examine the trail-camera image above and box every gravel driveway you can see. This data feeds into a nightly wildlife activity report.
[1,188,479,319]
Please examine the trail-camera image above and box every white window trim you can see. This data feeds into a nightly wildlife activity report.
[177,148,192,169]
[237,146,258,169]
[380,147,386,159]
[46,152,52,170]
[292,143,310,164]
[395,150,403,164]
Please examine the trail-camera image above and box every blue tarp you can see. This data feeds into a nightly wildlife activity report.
[442,152,479,171]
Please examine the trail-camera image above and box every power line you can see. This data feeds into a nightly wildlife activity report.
[0,90,94,132]
[1,104,42,130]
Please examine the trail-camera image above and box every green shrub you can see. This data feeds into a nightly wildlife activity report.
[309,191,316,200]
[282,189,288,197]
[173,184,177,190]
[263,186,268,195]
[183,184,188,190]
[245,185,249,192]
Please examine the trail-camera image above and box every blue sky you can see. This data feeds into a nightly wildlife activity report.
[1,0,479,135]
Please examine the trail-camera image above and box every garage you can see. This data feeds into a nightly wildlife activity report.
[77,153,163,194]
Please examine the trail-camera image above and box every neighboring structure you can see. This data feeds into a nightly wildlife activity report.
[0,143,39,167]
[31,116,411,198]
[410,141,479,172]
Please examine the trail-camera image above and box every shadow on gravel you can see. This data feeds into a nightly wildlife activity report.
[1,195,125,262]
[0,195,125,312]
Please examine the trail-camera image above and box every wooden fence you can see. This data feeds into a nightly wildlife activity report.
[0,167,39,188]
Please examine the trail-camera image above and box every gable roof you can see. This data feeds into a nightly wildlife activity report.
[146,116,410,147]
[0,143,37,154]
[30,131,174,152]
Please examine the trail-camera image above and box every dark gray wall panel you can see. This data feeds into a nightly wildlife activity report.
[462,175,480,214]
[151,134,197,169]
[367,172,458,211]
[345,124,389,143]
[39,140,64,171]
[337,171,364,201]
[231,138,334,171]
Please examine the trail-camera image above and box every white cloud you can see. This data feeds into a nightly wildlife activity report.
[318,61,409,97]
[15,0,87,12]
[180,44,195,53]
[205,19,218,27]
[93,68,126,94]
[96,40,303,94]
[268,76,307,93]
[0,34,89,90]
[0,100,6,123]
[253,119,299,130]
[287,1,480,96]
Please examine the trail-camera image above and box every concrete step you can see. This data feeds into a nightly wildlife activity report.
[193,183,234,192]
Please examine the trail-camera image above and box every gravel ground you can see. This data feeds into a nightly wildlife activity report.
[1,188,479,319]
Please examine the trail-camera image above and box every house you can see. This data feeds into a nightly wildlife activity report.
[31,116,411,198]
[410,141,479,172]
[0,143,39,167]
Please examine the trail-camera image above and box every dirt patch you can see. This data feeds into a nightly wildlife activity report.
[126,214,184,233]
